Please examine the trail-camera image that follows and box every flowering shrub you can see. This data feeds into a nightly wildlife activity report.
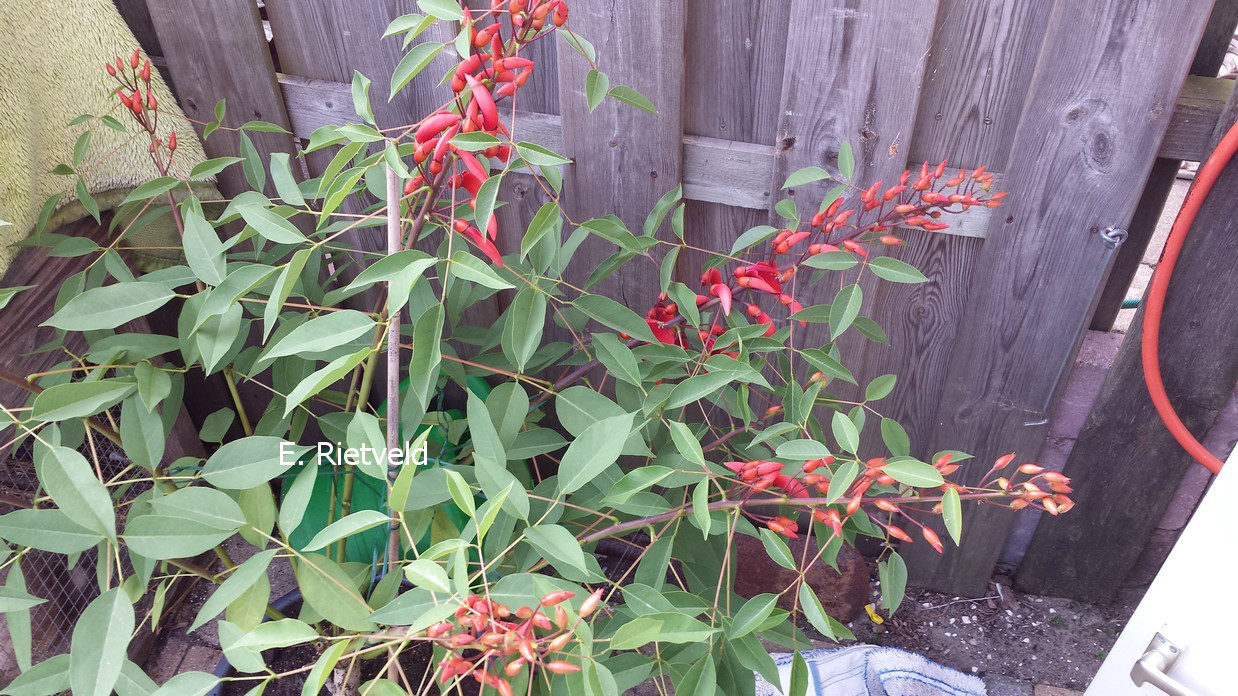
[0,1,1072,694]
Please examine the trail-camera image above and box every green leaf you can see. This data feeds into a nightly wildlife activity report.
[43,282,174,331]
[474,173,504,240]
[690,479,712,538]
[443,469,476,517]
[729,225,778,255]
[123,515,234,560]
[831,411,859,453]
[237,204,305,245]
[789,651,809,696]
[284,349,371,416]
[302,510,391,552]
[240,120,292,134]
[667,420,705,468]
[557,412,634,494]
[294,554,375,632]
[278,463,317,536]
[390,43,444,99]
[585,69,610,112]
[869,256,930,284]
[183,208,227,286]
[37,445,116,540]
[202,436,310,490]
[783,166,831,189]
[450,250,513,289]
[880,418,911,457]
[450,132,500,151]
[31,379,135,421]
[466,391,529,519]
[879,552,908,614]
[865,374,896,401]
[262,310,376,361]
[502,288,546,372]
[677,653,716,696]
[121,176,180,206]
[609,613,717,650]
[521,202,561,259]
[593,332,641,387]
[403,559,451,594]
[837,142,855,180]
[72,131,92,166]
[829,283,863,340]
[0,509,100,554]
[302,639,351,696]
[3,566,33,671]
[351,70,375,124]
[264,249,311,339]
[190,157,242,180]
[758,529,795,571]
[238,132,265,190]
[70,589,133,696]
[0,285,35,312]
[347,250,435,293]
[942,487,962,545]
[232,619,317,652]
[270,152,305,206]
[2,654,70,696]
[76,179,100,223]
[523,524,596,581]
[667,371,734,410]
[408,305,443,412]
[574,295,658,344]
[775,439,831,460]
[417,0,464,20]
[802,250,859,271]
[881,457,945,488]
[190,550,277,632]
[608,85,657,114]
[798,583,850,641]
[729,594,777,639]
[514,142,572,167]
[0,587,45,613]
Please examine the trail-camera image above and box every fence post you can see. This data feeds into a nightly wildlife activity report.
[1016,89,1238,604]
[902,0,1214,596]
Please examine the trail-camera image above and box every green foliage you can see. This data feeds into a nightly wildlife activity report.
[0,4,1028,694]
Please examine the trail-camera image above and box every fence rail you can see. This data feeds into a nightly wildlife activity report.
[128,0,1228,595]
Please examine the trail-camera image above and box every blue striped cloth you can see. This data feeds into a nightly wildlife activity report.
[754,646,986,696]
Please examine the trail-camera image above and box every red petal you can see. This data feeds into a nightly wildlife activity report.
[711,284,732,316]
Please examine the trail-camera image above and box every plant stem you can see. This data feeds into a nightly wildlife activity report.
[222,367,253,436]
[385,166,404,589]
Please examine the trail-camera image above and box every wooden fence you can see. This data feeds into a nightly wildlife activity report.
[121,0,1235,596]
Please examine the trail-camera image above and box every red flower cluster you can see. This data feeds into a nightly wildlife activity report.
[633,161,1004,355]
[722,450,1072,553]
[104,49,177,171]
[431,589,602,694]
[404,0,572,267]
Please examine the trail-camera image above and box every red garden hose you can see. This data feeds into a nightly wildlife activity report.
[1140,119,1238,475]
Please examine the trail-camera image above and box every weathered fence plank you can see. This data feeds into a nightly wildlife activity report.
[1018,76,1238,606]
[681,1,789,273]
[903,0,1214,595]
[849,0,1053,462]
[146,0,294,197]
[553,0,686,305]
[768,0,939,441]
[1092,0,1238,330]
